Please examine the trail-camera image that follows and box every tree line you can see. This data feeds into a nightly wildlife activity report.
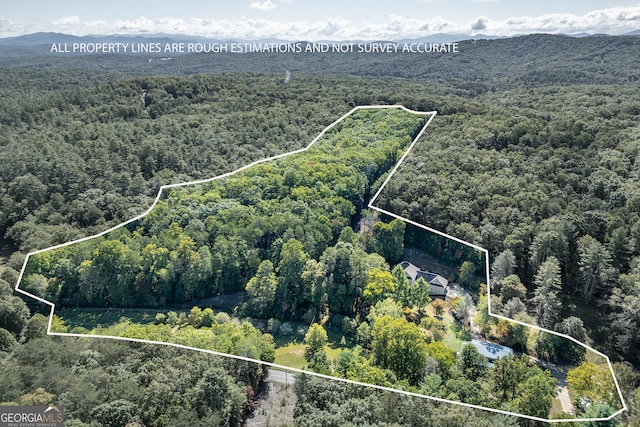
[23,108,429,319]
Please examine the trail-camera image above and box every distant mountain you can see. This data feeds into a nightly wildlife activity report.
[1,32,639,89]
[2,31,638,57]
[397,33,504,44]
[0,32,213,46]
[0,32,227,56]
[0,33,638,89]
[0,32,512,57]
[0,32,83,46]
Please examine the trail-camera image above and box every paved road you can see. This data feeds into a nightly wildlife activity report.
[266,369,296,385]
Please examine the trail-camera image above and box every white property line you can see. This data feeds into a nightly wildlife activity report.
[13,105,626,423]
[368,116,628,423]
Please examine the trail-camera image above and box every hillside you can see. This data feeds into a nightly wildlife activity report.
[1,33,639,426]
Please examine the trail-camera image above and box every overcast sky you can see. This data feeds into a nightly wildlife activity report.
[2,1,640,39]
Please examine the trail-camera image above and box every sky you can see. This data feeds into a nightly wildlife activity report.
[1,1,640,40]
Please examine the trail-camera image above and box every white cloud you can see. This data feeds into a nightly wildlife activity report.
[478,6,640,36]
[471,16,488,31]
[250,0,276,11]
[0,18,15,31]
[2,5,640,39]
[52,15,81,26]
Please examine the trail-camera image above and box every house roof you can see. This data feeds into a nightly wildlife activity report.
[466,340,514,361]
[400,261,449,287]
[400,261,420,281]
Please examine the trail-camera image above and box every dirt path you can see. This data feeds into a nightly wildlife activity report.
[556,385,574,415]
[535,358,575,414]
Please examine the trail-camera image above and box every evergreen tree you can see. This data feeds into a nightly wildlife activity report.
[531,256,562,328]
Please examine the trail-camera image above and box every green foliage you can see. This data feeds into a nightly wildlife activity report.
[578,235,614,303]
[0,268,19,287]
[491,249,516,285]
[22,313,48,342]
[91,399,138,427]
[499,274,527,304]
[509,370,556,419]
[370,219,406,263]
[5,35,640,423]
[20,387,55,406]
[0,294,30,337]
[554,317,588,364]
[304,323,328,359]
[490,355,531,402]
[409,277,432,309]
[333,347,391,387]
[363,268,395,305]
[187,306,203,327]
[444,377,487,406]
[459,342,488,381]
[424,341,456,379]
[474,295,495,336]
[276,238,310,319]
[0,335,252,426]
[567,362,621,409]
[371,315,428,385]
[606,285,640,369]
[244,260,277,318]
[293,370,520,426]
[0,327,17,353]
[367,297,403,324]
[200,308,216,328]
[451,293,473,325]
[89,311,275,369]
[532,257,562,328]
[458,260,477,289]
[189,367,245,424]
[536,317,588,364]
[308,350,332,375]
[0,279,12,296]
[26,108,424,318]
[580,403,618,426]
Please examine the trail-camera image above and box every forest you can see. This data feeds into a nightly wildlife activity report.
[12,105,628,421]
[1,33,640,425]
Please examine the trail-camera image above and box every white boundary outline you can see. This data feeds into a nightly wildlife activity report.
[12,105,626,423]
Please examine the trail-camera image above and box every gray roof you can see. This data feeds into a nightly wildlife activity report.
[400,261,449,297]
[465,340,514,361]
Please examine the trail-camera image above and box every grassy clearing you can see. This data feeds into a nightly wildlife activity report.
[443,324,464,353]
[273,322,355,369]
[274,343,307,369]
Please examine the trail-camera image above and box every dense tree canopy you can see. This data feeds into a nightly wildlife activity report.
[3,33,640,425]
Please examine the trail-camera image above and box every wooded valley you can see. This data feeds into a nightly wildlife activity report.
[1,34,640,426]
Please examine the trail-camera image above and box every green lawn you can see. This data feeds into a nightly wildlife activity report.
[275,343,307,369]
[443,324,464,353]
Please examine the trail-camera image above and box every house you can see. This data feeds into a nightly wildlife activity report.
[464,339,514,363]
[399,261,449,298]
